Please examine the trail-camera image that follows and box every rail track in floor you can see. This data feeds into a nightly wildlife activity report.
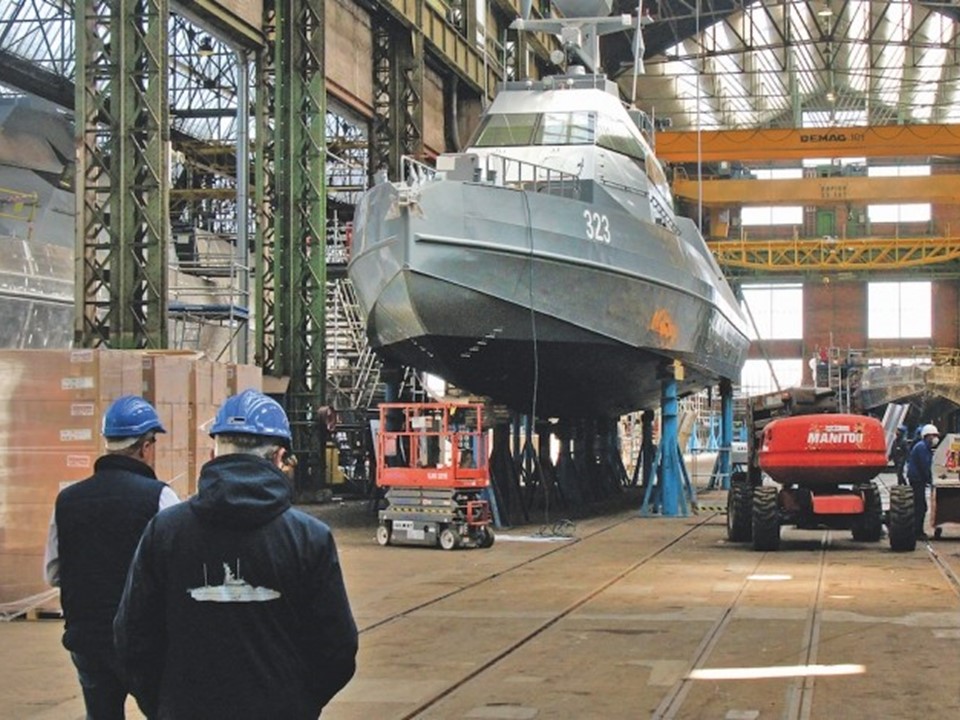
[341,498,960,720]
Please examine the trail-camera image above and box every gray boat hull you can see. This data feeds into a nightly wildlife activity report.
[350,177,749,417]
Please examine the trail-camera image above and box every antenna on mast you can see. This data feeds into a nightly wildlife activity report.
[630,2,653,105]
[511,0,634,75]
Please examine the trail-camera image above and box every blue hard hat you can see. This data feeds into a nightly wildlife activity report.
[209,389,292,445]
[102,395,166,439]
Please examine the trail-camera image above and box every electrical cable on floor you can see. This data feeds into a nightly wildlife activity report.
[535,518,576,538]
[521,189,575,538]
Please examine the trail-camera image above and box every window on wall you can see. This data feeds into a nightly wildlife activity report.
[740,359,804,397]
[867,166,931,223]
[868,281,931,339]
[740,284,803,340]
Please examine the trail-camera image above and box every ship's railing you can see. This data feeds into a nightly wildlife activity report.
[479,153,580,199]
[402,156,438,184]
[401,153,580,201]
[597,176,680,234]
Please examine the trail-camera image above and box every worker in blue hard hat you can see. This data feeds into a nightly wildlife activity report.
[44,395,178,720]
[906,423,940,540]
[115,389,358,720]
[889,424,910,486]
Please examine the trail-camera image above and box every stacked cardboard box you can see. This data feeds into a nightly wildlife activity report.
[141,353,196,500]
[0,350,263,609]
[0,349,142,609]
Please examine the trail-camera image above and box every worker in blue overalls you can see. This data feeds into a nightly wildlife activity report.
[906,424,940,540]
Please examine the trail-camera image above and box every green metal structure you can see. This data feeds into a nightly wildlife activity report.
[257,0,328,498]
[74,0,169,349]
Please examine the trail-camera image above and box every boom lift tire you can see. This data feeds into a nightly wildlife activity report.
[851,483,883,542]
[726,475,753,542]
[888,485,917,552]
[752,486,781,551]
[376,523,391,547]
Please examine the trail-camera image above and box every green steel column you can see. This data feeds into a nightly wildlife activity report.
[400,16,425,161]
[256,0,277,371]
[371,16,399,180]
[75,0,168,349]
[370,11,424,181]
[273,0,327,498]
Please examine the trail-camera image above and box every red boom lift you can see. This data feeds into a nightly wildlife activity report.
[726,387,916,552]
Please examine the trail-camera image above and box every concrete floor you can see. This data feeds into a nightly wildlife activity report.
[2,481,960,719]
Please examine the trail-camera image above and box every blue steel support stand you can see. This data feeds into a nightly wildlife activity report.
[720,379,734,489]
[641,368,694,517]
[707,379,735,490]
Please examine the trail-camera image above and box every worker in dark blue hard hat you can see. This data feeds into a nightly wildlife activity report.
[44,395,177,720]
[115,389,358,720]
[889,424,910,486]
[906,423,940,540]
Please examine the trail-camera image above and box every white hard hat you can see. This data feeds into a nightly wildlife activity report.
[921,423,940,437]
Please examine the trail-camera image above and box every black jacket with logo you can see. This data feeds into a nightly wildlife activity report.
[114,454,358,719]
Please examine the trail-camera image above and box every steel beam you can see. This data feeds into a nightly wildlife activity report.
[266,0,327,498]
[674,174,960,206]
[370,12,423,181]
[376,0,498,95]
[657,124,960,163]
[75,0,169,349]
[712,235,960,272]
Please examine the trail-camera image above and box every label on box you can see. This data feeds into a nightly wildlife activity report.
[66,456,92,469]
[70,349,95,364]
[62,377,95,390]
[60,429,94,442]
[71,403,96,417]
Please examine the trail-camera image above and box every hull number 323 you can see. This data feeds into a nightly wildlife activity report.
[584,210,611,243]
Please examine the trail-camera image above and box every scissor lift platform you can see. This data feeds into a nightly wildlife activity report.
[376,402,494,550]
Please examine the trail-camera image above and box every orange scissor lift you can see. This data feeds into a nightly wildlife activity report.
[376,402,494,550]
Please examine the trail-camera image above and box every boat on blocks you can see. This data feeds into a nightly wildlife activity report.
[348,0,750,418]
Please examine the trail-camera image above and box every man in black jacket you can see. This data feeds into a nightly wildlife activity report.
[889,424,910,485]
[115,389,358,719]
[44,395,175,720]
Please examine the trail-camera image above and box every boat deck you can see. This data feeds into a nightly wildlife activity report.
[2,475,959,719]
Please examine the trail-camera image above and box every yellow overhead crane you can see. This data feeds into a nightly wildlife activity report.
[655,123,960,163]
[657,124,960,272]
[672,174,960,205]
[711,235,960,273]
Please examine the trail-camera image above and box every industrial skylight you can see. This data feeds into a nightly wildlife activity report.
[632,0,960,130]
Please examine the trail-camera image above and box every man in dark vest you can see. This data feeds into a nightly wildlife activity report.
[44,395,177,720]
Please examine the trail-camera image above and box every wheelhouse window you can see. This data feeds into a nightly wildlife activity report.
[536,111,595,145]
[596,114,644,160]
[473,113,538,146]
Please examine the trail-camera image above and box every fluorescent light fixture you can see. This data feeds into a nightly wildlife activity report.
[817,3,834,17]
[689,664,865,681]
[746,574,792,581]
